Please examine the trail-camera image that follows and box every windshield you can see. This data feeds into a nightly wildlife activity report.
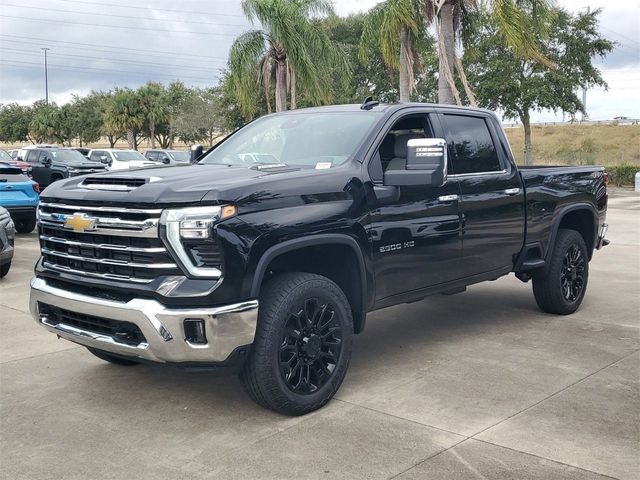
[199,112,380,168]
[113,150,147,162]
[50,150,88,163]
[168,151,190,163]
[0,150,11,161]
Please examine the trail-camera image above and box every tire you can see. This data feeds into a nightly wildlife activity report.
[533,228,589,315]
[15,216,36,234]
[87,347,141,366]
[241,272,353,416]
[0,262,10,278]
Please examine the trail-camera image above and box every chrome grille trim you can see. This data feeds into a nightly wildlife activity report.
[40,235,166,253]
[43,262,154,284]
[41,248,177,269]
[38,202,178,283]
[39,202,162,215]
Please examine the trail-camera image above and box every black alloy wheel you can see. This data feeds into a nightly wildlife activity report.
[560,244,586,302]
[279,298,343,395]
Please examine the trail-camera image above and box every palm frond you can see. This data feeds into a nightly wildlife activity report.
[228,29,268,116]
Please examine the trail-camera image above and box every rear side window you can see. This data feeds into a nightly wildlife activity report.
[444,115,502,175]
[25,150,41,163]
[90,151,105,162]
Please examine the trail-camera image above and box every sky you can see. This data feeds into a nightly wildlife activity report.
[0,0,638,123]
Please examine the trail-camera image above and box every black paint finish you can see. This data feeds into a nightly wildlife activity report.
[36,103,608,328]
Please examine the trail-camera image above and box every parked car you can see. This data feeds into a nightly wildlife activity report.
[29,103,609,415]
[23,147,107,189]
[16,144,56,161]
[87,149,156,170]
[0,207,15,278]
[2,149,30,175]
[0,162,39,233]
[144,149,190,165]
[71,147,91,158]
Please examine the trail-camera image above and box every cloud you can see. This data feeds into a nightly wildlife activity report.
[0,0,637,122]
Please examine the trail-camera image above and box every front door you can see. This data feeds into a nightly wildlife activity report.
[367,112,464,303]
[440,112,525,276]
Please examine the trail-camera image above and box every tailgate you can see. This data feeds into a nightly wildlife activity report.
[0,182,37,206]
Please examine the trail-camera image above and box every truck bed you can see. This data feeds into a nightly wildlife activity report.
[519,165,607,258]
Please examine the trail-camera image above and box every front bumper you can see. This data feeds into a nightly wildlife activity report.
[29,277,258,364]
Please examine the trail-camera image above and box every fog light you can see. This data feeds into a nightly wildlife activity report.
[184,319,207,345]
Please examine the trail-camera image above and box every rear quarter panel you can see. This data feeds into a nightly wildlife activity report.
[520,166,607,257]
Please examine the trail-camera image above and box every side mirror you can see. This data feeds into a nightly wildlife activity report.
[99,156,110,165]
[384,138,447,187]
[190,144,203,164]
[161,156,170,164]
[42,156,52,166]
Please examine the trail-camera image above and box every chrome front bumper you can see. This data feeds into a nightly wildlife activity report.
[29,277,258,363]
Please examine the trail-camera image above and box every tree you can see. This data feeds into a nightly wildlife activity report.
[359,0,424,102]
[228,0,349,116]
[424,0,555,105]
[0,103,32,144]
[465,8,613,164]
[71,93,104,147]
[104,88,145,150]
[138,82,168,149]
[28,101,60,143]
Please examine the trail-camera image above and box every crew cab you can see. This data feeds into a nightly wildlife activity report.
[23,148,107,189]
[29,103,608,415]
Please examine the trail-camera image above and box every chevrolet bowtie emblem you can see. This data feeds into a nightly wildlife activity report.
[64,213,97,233]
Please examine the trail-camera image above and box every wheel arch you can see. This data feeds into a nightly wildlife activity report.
[547,203,598,261]
[250,234,369,334]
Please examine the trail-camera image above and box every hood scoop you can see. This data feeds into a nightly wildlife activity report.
[81,176,160,191]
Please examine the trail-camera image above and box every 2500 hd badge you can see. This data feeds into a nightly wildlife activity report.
[380,241,415,253]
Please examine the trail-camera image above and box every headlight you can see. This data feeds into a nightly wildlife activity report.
[159,205,236,278]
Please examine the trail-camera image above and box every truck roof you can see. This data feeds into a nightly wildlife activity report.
[276,103,497,116]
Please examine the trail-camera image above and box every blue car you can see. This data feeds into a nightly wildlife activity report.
[0,162,39,233]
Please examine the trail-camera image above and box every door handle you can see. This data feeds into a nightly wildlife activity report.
[438,194,459,202]
[504,188,520,195]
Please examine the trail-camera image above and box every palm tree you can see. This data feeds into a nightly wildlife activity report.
[105,88,144,150]
[138,82,167,149]
[228,0,349,116]
[425,0,553,105]
[359,0,423,103]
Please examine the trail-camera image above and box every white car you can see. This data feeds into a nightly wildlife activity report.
[87,149,156,170]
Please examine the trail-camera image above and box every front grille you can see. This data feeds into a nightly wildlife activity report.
[38,202,180,283]
[38,302,146,346]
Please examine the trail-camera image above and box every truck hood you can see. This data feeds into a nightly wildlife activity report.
[40,163,317,206]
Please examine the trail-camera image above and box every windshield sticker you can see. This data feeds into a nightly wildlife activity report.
[315,162,332,170]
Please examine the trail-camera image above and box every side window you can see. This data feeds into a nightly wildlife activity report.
[147,151,158,161]
[26,150,41,163]
[369,114,434,181]
[444,115,502,175]
[89,151,104,162]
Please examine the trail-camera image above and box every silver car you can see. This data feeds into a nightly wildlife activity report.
[0,207,15,278]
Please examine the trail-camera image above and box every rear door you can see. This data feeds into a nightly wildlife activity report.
[439,111,525,276]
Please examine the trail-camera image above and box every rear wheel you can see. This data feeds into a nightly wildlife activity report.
[87,347,141,366]
[241,272,353,415]
[533,229,589,315]
[15,217,36,234]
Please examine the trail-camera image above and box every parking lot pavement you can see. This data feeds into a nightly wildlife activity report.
[1,190,638,480]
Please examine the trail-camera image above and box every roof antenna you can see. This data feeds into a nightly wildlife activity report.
[360,96,380,110]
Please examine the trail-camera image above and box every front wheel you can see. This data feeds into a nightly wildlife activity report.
[15,217,36,234]
[533,228,589,315]
[0,262,10,278]
[241,272,353,416]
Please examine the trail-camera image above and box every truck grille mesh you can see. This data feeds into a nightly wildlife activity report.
[38,202,180,283]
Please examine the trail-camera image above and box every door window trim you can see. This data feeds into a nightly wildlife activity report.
[437,111,511,178]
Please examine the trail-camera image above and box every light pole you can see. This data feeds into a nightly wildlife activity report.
[41,47,50,105]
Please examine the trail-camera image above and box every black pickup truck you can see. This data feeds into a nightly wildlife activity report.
[29,103,608,415]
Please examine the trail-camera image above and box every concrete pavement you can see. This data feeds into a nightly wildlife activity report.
[1,191,638,479]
